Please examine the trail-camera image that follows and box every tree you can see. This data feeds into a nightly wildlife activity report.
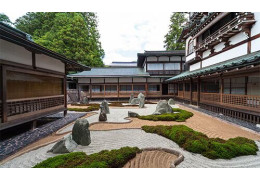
[0,13,12,25]
[15,12,104,67]
[164,12,187,50]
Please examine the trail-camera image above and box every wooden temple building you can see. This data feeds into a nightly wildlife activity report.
[0,22,89,130]
[67,50,185,102]
[166,12,260,123]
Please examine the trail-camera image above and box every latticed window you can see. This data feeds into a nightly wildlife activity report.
[148,84,160,92]
[133,85,145,91]
[188,40,194,55]
[105,85,117,92]
[92,85,104,92]
[120,85,132,91]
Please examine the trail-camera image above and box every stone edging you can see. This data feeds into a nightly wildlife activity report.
[141,147,184,168]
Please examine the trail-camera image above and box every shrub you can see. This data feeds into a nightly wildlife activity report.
[142,125,258,159]
[34,147,141,168]
[138,108,193,122]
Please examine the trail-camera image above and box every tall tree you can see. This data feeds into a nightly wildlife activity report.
[0,13,12,25]
[164,12,187,50]
[15,12,104,67]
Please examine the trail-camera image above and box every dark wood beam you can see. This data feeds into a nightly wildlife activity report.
[0,65,7,123]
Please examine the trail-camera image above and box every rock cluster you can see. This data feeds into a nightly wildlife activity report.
[153,100,173,115]
[130,93,145,108]
[48,118,91,154]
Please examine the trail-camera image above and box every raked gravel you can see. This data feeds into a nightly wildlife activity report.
[1,129,260,168]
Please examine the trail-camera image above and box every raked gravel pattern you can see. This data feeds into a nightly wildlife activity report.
[1,129,260,168]
[58,104,175,134]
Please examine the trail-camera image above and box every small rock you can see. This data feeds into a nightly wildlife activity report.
[138,93,145,108]
[101,100,110,114]
[256,124,260,128]
[48,134,77,154]
[129,94,134,104]
[128,111,139,117]
[168,98,175,105]
[72,118,91,146]
[82,97,89,104]
[99,111,107,121]
[153,100,173,115]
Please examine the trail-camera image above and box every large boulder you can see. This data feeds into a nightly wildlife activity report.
[131,98,140,105]
[138,93,145,108]
[128,111,139,117]
[101,100,110,114]
[48,134,77,154]
[153,100,173,115]
[168,98,175,105]
[99,104,107,121]
[72,118,91,146]
[129,94,134,104]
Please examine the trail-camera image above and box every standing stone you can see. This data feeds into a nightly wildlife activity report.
[138,93,145,108]
[131,98,140,105]
[101,100,110,114]
[99,104,107,121]
[168,98,175,105]
[129,94,134,104]
[72,118,91,146]
[82,97,89,105]
[153,100,174,115]
[128,111,139,117]
[48,134,77,154]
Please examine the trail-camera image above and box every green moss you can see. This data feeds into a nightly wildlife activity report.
[34,147,141,168]
[68,104,100,112]
[138,108,193,122]
[142,125,258,160]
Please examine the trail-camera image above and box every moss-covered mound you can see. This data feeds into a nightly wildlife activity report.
[138,108,193,122]
[142,125,258,159]
[34,147,141,168]
[68,104,100,112]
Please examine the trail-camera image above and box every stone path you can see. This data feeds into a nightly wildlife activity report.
[1,129,260,168]
[0,112,86,161]
[123,150,178,168]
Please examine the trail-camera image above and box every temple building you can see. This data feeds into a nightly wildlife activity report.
[166,12,260,123]
[67,50,185,102]
[0,22,89,130]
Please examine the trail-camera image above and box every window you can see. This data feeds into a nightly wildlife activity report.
[188,40,194,55]
[178,83,183,91]
[7,71,63,100]
[120,85,132,91]
[148,84,160,92]
[192,84,197,92]
[105,85,117,92]
[147,63,163,70]
[133,85,145,91]
[231,77,245,95]
[248,75,260,96]
[68,82,77,90]
[80,85,89,91]
[185,83,190,91]
[164,63,180,70]
[201,80,219,93]
[223,79,231,94]
[92,85,104,92]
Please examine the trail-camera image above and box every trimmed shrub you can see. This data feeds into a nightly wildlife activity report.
[34,147,141,168]
[68,104,99,112]
[138,108,193,122]
[142,125,258,159]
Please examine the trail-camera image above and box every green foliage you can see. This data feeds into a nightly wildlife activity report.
[142,125,258,159]
[15,12,104,67]
[68,104,100,112]
[0,13,12,25]
[138,108,193,122]
[34,147,141,168]
[164,12,187,50]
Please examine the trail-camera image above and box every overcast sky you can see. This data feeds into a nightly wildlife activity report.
[2,11,171,65]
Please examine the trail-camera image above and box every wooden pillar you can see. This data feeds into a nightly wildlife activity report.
[117,78,119,98]
[245,76,248,95]
[183,81,185,98]
[220,76,223,103]
[0,65,7,123]
[90,78,92,99]
[63,65,67,117]
[31,120,37,130]
[145,79,148,97]
[190,78,192,104]
[197,76,200,106]
[180,56,183,73]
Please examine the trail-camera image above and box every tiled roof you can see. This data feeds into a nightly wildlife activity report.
[166,50,260,81]
[68,67,150,77]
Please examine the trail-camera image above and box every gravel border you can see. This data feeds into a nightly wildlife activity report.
[0,112,86,161]
[177,102,260,133]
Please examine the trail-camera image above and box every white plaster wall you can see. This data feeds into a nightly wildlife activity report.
[202,50,211,58]
[190,62,201,71]
[105,78,118,83]
[78,78,90,83]
[251,12,260,36]
[91,78,104,83]
[147,78,160,83]
[214,42,225,52]
[186,53,195,62]
[202,44,247,68]
[251,38,260,53]
[119,77,132,83]
[133,78,146,82]
[147,56,157,62]
[229,32,247,45]
[170,56,181,61]
[36,54,65,73]
[158,56,169,61]
[0,39,32,66]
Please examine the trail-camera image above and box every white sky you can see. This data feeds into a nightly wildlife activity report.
[2,11,171,65]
